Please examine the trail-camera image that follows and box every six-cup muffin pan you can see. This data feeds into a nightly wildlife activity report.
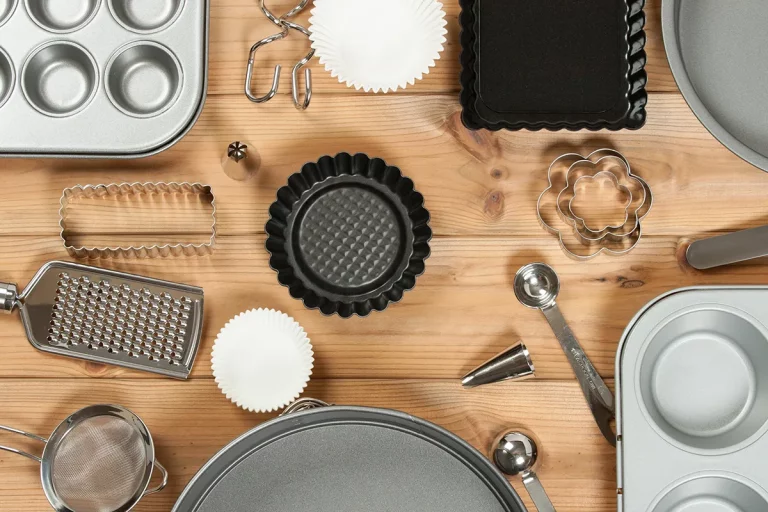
[617,287,768,511]
[0,0,208,157]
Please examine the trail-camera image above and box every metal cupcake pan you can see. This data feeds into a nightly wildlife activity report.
[0,0,208,158]
[617,287,768,511]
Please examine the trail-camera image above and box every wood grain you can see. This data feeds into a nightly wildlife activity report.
[1,234,767,381]
[0,1,763,511]
[2,94,768,239]
[206,0,676,96]
[0,379,616,512]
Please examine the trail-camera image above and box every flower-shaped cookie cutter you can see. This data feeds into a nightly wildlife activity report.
[567,171,632,237]
[557,152,652,242]
[537,149,653,260]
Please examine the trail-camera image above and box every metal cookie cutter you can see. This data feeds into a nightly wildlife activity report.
[566,171,633,239]
[245,0,314,110]
[557,152,652,242]
[537,149,653,260]
[59,182,217,259]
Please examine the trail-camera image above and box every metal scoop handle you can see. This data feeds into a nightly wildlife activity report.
[522,470,557,512]
[541,304,616,446]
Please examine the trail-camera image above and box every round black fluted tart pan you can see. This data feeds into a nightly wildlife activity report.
[266,153,431,318]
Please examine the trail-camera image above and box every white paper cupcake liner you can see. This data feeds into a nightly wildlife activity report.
[211,309,314,413]
[309,0,447,93]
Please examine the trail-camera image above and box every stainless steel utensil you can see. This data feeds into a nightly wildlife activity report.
[0,0,209,158]
[686,225,768,270]
[536,149,652,260]
[0,404,167,512]
[222,141,260,181]
[0,261,204,379]
[59,182,217,259]
[245,0,313,109]
[462,341,534,388]
[493,431,556,512]
[514,263,615,445]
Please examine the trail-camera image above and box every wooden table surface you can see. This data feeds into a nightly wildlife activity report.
[2,1,768,510]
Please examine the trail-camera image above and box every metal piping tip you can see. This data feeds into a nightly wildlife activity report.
[462,342,535,388]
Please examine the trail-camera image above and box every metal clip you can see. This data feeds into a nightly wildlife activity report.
[245,0,314,109]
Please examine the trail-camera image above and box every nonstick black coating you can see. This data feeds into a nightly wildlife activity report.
[172,406,526,512]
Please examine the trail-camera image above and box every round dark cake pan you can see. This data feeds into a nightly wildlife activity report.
[266,153,431,318]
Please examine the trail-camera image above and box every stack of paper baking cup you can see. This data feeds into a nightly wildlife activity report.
[212,309,314,413]
[309,0,447,93]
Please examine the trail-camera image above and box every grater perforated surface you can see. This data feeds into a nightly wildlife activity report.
[48,272,194,367]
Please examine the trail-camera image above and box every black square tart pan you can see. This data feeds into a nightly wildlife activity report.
[459,0,648,131]
[266,153,432,318]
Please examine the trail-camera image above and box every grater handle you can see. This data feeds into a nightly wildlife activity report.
[0,283,18,313]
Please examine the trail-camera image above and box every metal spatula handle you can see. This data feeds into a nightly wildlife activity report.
[687,225,768,269]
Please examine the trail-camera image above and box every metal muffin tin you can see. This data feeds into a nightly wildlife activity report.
[0,0,208,158]
[617,286,768,511]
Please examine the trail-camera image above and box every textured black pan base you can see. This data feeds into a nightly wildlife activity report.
[459,0,648,131]
[266,153,431,318]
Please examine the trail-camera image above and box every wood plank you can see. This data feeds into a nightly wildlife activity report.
[0,379,616,512]
[1,94,767,238]
[207,0,676,96]
[1,234,767,380]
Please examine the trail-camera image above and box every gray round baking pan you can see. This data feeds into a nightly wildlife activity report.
[25,0,101,33]
[663,0,768,172]
[0,47,14,110]
[108,0,185,34]
[172,405,525,512]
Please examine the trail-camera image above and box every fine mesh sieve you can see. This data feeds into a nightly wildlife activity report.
[0,404,167,512]
[0,260,204,379]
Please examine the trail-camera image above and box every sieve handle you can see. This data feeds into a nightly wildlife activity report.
[144,461,169,496]
[0,424,47,463]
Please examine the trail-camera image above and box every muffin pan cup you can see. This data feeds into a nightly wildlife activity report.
[617,287,768,511]
[0,46,14,109]
[0,0,208,157]
[25,0,101,33]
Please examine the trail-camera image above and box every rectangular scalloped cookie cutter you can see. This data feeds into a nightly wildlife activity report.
[60,182,217,259]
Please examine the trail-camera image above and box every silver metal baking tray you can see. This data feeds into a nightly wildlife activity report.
[617,286,768,511]
[0,0,208,158]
